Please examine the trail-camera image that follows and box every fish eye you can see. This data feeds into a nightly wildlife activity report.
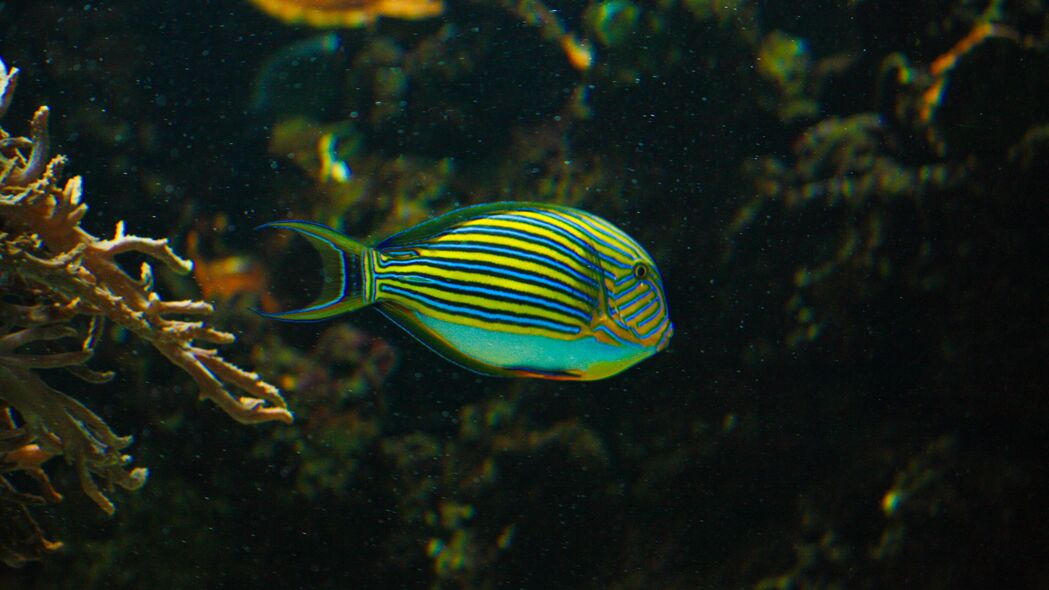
[632,262,648,280]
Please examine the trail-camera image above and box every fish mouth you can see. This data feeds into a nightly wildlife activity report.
[656,321,674,351]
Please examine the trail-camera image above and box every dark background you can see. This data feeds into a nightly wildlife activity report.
[2,0,1048,587]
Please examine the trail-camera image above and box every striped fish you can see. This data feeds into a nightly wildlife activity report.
[258,202,672,380]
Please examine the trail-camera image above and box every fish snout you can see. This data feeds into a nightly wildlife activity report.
[656,321,674,351]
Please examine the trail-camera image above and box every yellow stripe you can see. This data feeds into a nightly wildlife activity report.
[619,292,655,316]
[506,210,596,250]
[374,261,592,312]
[401,249,594,300]
[512,209,638,271]
[380,289,580,340]
[567,209,643,258]
[384,280,580,325]
[428,231,595,278]
[594,240,634,268]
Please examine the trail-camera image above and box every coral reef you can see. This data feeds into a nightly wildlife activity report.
[4,0,1049,588]
[730,10,1049,359]
[250,324,396,498]
[721,7,1049,586]
[381,392,615,587]
[0,55,290,566]
[731,112,968,349]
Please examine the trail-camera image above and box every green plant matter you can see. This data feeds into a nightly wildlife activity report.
[756,31,819,122]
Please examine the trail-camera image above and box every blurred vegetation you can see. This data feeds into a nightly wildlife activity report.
[2,0,1048,588]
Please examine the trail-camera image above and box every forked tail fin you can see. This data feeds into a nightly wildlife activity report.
[255,220,370,322]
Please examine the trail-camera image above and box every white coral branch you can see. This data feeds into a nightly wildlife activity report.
[0,57,17,119]
[5,107,49,186]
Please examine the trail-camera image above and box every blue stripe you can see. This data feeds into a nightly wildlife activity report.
[487,213,631,271]
[614,280,644,302]
[376,257,594,304]
[623,298,657,323]
[639,314,669,339]
[656,319,673,346]
[617,287,649,312]
[637,303,663,329]
[560,209,638,259]
[523,208,635,264]
[611,315,633,335]
[444,223,598,273]
[614,272,638,287]
[380,284,581,334]
[413,241,598,288]
[594,324,632,346]
[380,273,591,322]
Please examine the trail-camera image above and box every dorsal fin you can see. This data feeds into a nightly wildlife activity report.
[378,201,554,248]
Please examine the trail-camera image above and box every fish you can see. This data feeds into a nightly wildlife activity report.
[249,32,345,119]
[257,202,673,380]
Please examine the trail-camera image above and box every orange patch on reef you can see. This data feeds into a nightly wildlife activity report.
[186,230,279,312]
[1,443,63,503]
[249,0,443,27]
[920,22,1020,124]
[1,444,54,471]
[560,34,594,71]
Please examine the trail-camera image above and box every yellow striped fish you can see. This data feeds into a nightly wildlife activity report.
[258,202,672,380]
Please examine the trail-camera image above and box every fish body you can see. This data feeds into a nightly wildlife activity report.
[259,203,672,380]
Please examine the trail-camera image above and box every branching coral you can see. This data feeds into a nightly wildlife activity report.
[0,55,290,566]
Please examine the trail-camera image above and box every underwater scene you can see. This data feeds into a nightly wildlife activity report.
[1,0,1048,588]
